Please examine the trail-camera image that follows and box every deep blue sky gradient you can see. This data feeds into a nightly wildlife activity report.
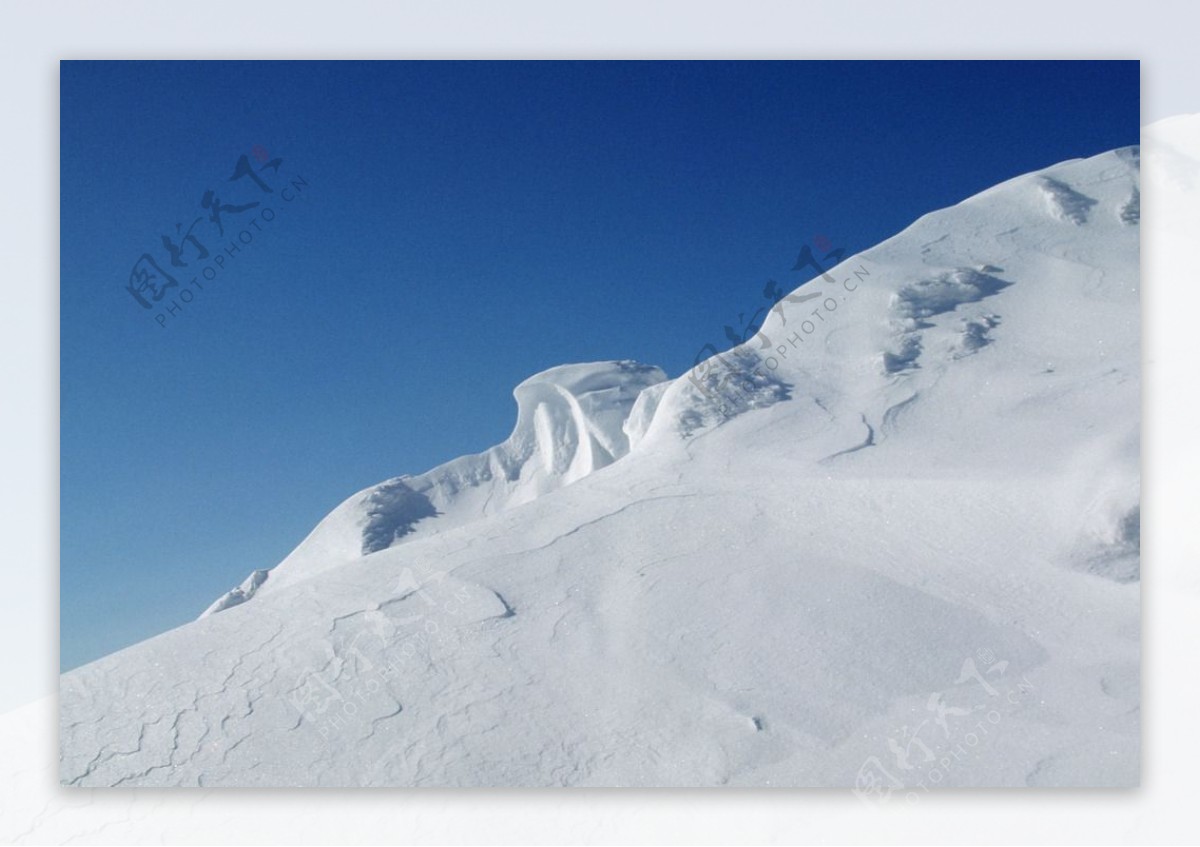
[60,60,1139,669]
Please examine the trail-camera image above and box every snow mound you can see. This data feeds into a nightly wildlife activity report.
[216,360,668,603]
[642,347,793,440]
[893,267,1011,322]
[361,479,440,555]
[199,569,268,618]
[1039,176,1099,224]
[1119,187,1141,225]
[953,313,1002,358]
[882,267,1012,372]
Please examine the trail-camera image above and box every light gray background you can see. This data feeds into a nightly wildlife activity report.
[4,1,1195,843]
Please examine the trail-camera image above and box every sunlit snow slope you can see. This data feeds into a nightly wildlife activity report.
[61,147,1140,788]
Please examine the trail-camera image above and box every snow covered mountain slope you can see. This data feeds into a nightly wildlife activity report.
[60,147,1139,788]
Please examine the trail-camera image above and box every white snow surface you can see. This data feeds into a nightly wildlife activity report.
[60,147,1140,788]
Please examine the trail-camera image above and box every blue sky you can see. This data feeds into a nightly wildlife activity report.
[60,60,1139,670]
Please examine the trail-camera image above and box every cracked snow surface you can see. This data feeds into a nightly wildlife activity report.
[59,147,1140,788]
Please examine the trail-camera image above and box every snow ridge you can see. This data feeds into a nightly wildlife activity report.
[204,360,669,605]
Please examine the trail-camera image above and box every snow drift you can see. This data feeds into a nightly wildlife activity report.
[201,360,668,609]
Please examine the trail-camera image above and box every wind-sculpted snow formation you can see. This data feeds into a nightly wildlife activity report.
[61,147,1141,788]
[199,360,670,609]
